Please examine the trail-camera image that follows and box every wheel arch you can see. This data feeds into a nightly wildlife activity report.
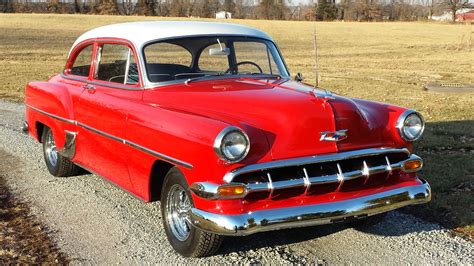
[35,121,46,143]
[149,159,175,201]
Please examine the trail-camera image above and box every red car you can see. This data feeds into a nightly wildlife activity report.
[24,21,431,257]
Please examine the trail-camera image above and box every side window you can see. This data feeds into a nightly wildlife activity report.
[96,44,138,85]
[198,43,230,72]
[70,45,93,77]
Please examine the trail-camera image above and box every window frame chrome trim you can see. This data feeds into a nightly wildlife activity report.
[60,73,144,91]
[140,35,290,87]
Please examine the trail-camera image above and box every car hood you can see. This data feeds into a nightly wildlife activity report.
[143,78,397,161]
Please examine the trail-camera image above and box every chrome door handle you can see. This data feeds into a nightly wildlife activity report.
[82,84,96,93]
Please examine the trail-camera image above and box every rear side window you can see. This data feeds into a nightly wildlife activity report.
[96,44,138,85]
[70,45,93,77]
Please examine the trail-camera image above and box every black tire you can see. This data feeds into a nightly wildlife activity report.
[347,212,387,228]
[41,127,82,177]
[161,167,223,257]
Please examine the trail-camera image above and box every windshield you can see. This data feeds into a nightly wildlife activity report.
[143,36,289,83]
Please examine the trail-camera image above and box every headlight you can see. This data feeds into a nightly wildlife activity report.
[214,126,250,163]
[396,110,425,141]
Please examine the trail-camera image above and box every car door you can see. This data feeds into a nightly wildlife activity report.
[74,41,143,190]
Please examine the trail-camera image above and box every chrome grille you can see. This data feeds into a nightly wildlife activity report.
[226,148,416,199]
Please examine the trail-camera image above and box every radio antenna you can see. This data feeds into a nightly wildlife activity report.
[313,29,319,89]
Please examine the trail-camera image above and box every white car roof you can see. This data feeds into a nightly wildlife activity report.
[70,21,273,55]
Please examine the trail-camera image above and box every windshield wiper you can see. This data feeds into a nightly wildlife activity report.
[184,73,228,85]
[246,73,282,79]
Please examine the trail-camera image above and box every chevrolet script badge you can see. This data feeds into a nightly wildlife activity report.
[320,129,348,142]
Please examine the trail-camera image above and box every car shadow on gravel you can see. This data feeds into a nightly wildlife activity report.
[216,210,442,255]
[217,223,347,255]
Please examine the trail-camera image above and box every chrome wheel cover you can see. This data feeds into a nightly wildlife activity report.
[166,184,192,241]
[45,131,58,167]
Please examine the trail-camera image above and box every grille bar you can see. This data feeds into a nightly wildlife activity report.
[244,154,419,195]
[224,148,410,183]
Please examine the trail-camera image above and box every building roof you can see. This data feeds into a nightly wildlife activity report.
[71,21,272,54]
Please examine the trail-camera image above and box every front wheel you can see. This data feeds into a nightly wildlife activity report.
[161,167,223,257]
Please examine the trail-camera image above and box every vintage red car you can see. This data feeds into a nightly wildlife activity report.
[24,21,431,257]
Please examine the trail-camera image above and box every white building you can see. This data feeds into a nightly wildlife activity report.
[216,11,232,19]
[431,8,473,21]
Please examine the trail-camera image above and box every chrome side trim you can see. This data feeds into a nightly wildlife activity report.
[76,122,123,143]
[57,130,77,159]
[125,140,193,169]
[189,178,431,236]
[26,105,193,169]
[223,148,410,183]
[26,104,76,125]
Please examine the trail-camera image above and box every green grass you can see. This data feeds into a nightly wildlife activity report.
[0,13,473,237]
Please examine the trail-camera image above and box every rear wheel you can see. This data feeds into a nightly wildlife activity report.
[42,127,82,177]
[161,167,223,257]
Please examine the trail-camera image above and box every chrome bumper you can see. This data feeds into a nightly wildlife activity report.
[189,178,431,236]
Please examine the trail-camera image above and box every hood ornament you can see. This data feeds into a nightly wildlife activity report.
[320,129,348,142]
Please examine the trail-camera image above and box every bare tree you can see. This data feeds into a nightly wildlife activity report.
[442,0,471,22]
[257,0,287,20]
[121,0,136,15]
[234,0,246,18]
[169,0,188,17]
[97,0,118,14]
[47,0,60,13]
[137,0,157,16]
[223,0,235,13]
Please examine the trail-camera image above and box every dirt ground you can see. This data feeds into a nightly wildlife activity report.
[0,152,68,264]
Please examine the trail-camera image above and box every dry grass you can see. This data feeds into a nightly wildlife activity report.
[0,14,472,236]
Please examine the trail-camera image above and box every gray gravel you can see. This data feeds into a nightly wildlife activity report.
[0,100,472,264]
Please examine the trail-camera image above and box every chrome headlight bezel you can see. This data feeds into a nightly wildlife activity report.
[214,126,250,163]
[396,110,425,141]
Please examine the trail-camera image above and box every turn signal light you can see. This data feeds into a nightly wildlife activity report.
[218,184,247,198]
[402,159,423,173]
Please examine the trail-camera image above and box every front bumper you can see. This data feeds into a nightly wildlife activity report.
[189,178,431,236]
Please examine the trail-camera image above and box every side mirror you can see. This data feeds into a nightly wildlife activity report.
[295,73,303,82]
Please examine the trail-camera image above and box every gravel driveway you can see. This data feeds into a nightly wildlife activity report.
[0,100,472,264]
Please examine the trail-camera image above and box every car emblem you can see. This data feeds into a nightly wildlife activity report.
[320,129,348,142]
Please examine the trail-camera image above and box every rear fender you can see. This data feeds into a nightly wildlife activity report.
[25,81,76,150]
